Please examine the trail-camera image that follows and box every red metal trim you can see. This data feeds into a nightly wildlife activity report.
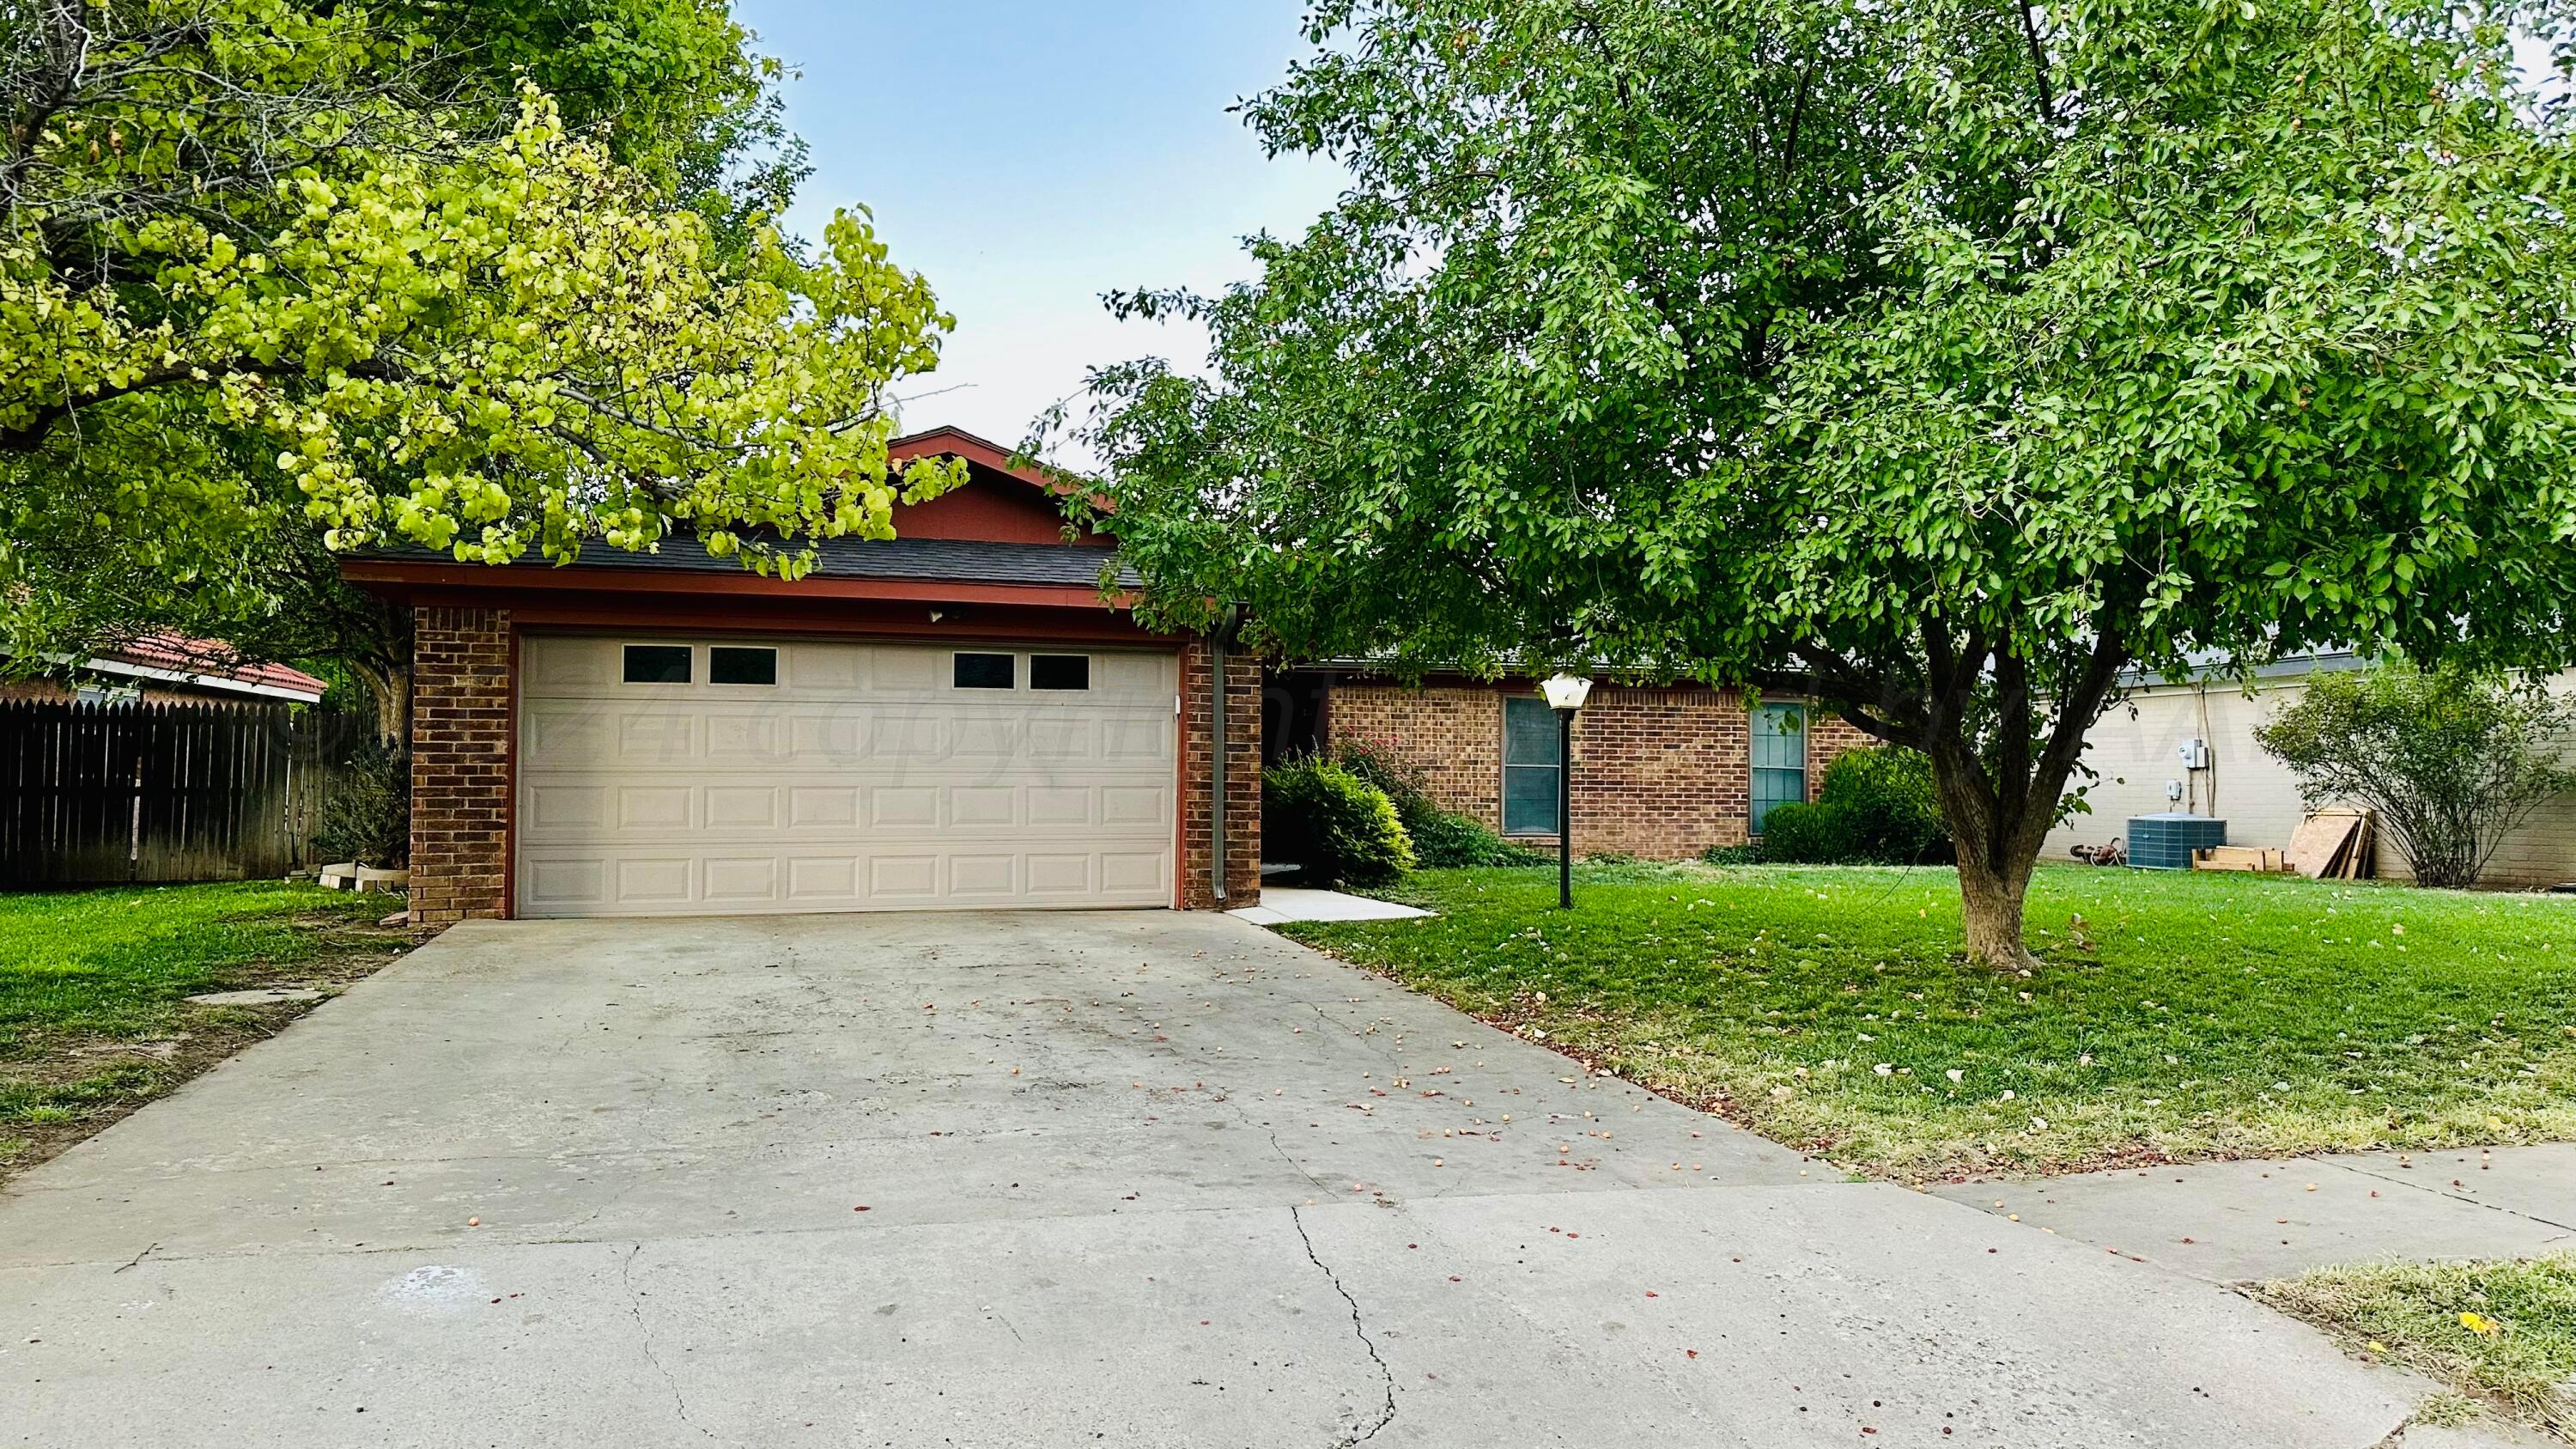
[503,623,521,920]
[342,558,1131,612]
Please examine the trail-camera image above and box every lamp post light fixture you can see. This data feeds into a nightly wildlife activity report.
[1540,673,1594,909]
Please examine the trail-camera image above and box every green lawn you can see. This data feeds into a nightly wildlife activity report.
[1,882,399,1176]
[2255,1256,2576,1437]
[1281,862,2576,1180]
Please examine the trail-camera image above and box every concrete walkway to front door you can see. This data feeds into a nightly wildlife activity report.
[0,911,2512,1446]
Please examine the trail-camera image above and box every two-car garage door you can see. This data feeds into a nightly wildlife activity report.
[514,636,1176,916]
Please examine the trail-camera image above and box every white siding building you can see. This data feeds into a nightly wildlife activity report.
[2043,656,2576,890]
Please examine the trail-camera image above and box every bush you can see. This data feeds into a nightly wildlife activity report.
[1262,756,1415,886]
[2254,661,2576,888]
[1755,801,1861,863]
[1330,737,1545,868]
[1818,746,1951,865]
[314,740,410,868]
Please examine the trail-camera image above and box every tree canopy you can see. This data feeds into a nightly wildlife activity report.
[1054,0,2576,963]
[1,0,957,709]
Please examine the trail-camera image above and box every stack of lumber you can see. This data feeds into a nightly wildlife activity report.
[2191,845,2289,873]
[2284,809,2374,880]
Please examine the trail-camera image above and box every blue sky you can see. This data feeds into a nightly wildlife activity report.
[735,2,1346,453]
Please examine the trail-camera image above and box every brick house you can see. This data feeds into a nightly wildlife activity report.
[1267,670,1872,860]
[343,428,1261,926]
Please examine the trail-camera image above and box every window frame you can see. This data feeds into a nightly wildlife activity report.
[1500,695,1562,837]
[1750,702,1808,835]
[951,651,1018,691]
[1028,653,1092,692]
[707,645,779,687]
[621,643,694,685]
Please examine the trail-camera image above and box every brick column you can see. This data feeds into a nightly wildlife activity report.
[1180,642,1263,910]
[409,606,513,925]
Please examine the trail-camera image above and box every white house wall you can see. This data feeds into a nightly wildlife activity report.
[2042,671,2576,890]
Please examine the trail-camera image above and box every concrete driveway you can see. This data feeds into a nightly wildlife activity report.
[0,912,2500,1446]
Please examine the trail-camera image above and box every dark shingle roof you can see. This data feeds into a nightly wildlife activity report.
[370,535,1138,589]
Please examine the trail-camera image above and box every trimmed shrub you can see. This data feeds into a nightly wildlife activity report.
[1331,737,1545,868]
[1262,756,1416,886]
[1818,746,1951,865]
[1755,801,1861,863]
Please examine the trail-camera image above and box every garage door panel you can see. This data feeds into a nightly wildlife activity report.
[787,715,864,759]
[788,788,859,828]
[518,636,1176,916]
[1102,852,1166,893]
[1027,787,1090,826]
[1026,854,1092,896]
[617,712,699,763]
[1103,786,1169,825]
[949,855,1018,897]
[527,783,606,830]
[785,857,860,903]
[784,644,866,691]
[870,787,940,828]
[703,857,781,904]
[523,857,606,910]
[869,855,939,898]
[614,857,696,906]
[868,648,942,691]
[704,786,780,830]
[1103,717,1170,760]
[950,787,1017,826]
[705,713,787,763]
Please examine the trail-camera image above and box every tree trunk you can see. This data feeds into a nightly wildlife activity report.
[1954,832,2039,971]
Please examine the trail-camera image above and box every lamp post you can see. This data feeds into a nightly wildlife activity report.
[1540,673,1593,909]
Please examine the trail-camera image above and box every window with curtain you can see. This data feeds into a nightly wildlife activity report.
[1751,703,1807,833]
[1502,696,1561,836]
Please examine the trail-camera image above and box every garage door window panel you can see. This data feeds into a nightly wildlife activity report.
[953,652,1016,690]
[1030,654,1091,691]
[709,646,777,686]
[623,644,692,684]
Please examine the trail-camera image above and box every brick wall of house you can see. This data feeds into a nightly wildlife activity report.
[1181,642,1264,909]
[1807,711,1875,799]
[1325,684,1508,831]
[1571,686,1753,855]
[1326,679,1762,860]
[409,606,513,926]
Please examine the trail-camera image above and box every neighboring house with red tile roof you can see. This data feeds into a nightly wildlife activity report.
[0,632,329,706]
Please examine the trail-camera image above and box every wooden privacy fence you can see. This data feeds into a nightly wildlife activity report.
[0,701,383,886]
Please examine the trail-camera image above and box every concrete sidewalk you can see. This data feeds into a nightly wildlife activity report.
[1932,1147,2576,1283]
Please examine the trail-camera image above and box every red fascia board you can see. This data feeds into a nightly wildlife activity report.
[339,558,1134,612]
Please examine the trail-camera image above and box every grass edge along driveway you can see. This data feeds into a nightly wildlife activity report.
[2,881,407,1180]
[2254,1254,2576,1440]
[1279,862,2576,1182]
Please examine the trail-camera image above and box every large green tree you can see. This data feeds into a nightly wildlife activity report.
[1055,0,2576,965]
[1,0,953,721]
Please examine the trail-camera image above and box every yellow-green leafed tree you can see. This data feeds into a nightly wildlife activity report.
[1,1,966,592]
